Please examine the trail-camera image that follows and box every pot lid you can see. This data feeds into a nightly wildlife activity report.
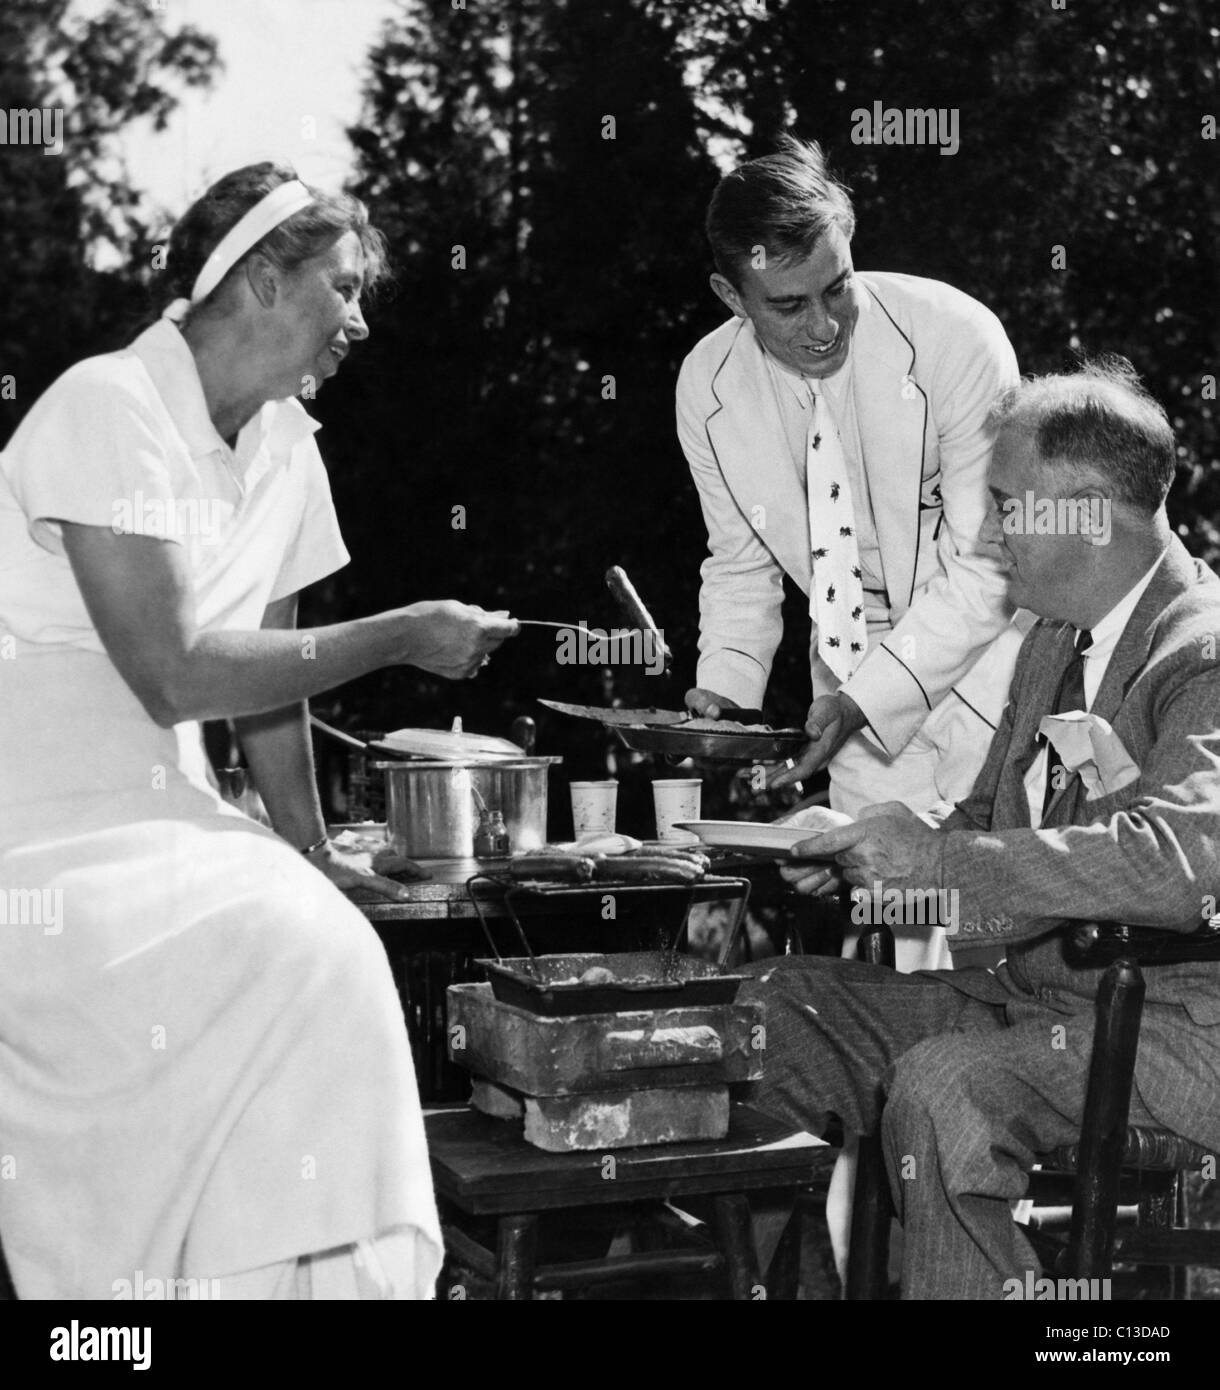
[370,756,562,770]
[373,727,525,760]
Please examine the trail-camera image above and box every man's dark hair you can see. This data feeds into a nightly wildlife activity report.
[990,357,1176,514]
[706,136,856,287]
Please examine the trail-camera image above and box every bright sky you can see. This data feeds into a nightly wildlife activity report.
[71,0,400,219]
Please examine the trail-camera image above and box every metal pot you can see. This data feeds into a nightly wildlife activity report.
[373,757,562,859]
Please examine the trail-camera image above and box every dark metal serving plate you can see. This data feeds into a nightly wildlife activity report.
[538,699,690,727]
[478,951,748,1016]
[540,699,769,728]
[613,723,807,762]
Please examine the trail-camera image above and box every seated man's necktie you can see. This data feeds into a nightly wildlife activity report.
[1042,628,1093,817]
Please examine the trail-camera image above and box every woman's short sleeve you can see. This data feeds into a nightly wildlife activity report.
[3,357,183,557]
[267,439,351,602]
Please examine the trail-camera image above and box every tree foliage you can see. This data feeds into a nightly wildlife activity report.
[0,0,220,443]
[323,0,722,764]
[664,0,1220,553]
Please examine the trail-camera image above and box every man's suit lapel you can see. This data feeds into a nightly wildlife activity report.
[852,281,930,619]
[1089,543,1192,726]
[705,321,813,593]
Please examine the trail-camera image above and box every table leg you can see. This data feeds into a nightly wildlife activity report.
[713,1193,762,1300]
[765,1201,803,1301]
[0,1233,15,1301]
[494,1213,539,1300]
[845,1132,892,1300]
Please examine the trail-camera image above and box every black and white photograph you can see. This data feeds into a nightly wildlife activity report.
[1,0,1218,1359]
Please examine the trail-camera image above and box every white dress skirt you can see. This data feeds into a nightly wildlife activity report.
[0,649,442,1300]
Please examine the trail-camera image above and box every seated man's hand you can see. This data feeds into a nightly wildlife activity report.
[779,801,941,895]
[770,692,867,787]
[685,687,740,720]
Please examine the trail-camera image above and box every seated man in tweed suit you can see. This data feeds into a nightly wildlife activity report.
[740,359,1220,1299]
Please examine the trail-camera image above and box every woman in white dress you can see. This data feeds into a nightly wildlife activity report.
[0,162,517,1299]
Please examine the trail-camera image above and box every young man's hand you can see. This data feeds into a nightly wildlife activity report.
[770,692,867,786]
[684,688,740,720]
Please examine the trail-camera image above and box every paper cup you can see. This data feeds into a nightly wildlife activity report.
[570,780,618,836]
[652,778,702,843]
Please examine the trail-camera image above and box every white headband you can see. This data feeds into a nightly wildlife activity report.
[163,178,313,322]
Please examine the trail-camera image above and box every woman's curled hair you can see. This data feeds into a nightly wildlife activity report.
[161,160,388,314]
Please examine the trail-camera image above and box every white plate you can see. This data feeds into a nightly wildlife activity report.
[674,813,851,857]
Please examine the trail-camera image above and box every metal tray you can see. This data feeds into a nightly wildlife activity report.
[614,723,806,762]
[478,951,747,1016]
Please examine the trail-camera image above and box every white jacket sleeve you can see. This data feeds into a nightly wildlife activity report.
[841,302,1019,754]
[677,356,784,708]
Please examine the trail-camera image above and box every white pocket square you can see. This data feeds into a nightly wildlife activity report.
[1037,711,1141,800]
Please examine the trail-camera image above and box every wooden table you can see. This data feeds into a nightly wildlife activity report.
[427,1102,834,1299]
[357,854,833,938]
[357,856,751,919]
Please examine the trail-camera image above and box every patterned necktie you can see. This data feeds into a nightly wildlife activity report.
[1041,628,1093,817]
[806,387,867,683]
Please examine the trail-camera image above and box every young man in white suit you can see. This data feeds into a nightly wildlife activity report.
[679,139,1027,953]
[678,138,1026,1277]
